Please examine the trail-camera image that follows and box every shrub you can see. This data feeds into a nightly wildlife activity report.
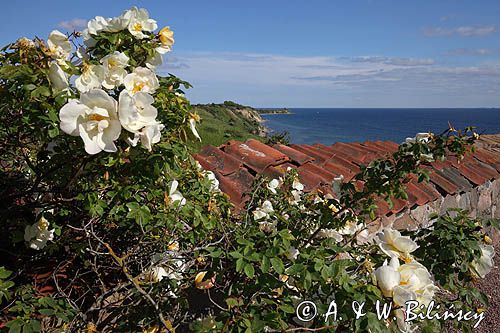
[0,7,497,333]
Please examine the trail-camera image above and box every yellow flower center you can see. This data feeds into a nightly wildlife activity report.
[133,22,143,32]
[37,218,49,230]
[398,253,413,264]
[107,58,117,68]
[190,113,201,122]
[132,82,146,93]
[88,114,107,122]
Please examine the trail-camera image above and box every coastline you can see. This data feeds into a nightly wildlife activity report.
[259,112,294,115]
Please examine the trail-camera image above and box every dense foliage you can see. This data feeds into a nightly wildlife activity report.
[0,7,498,333]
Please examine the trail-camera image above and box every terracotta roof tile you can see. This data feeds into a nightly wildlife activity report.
[195,134,500,219]
[447,156,489,185]
[329,142,375,164]
[423,166,460,195]
[222,139,289,173]
[406,182,431,206]
[323,161,357,180]
[353,142,389,157]
[296,164,328,191]
[290,144,333,164]
[474,148,500,172]
[439,168,474,192]
[375,197,392,216]
[391,197,409,214]
[194,145,242,175]
[217,168,254,207]
[272,144,314,165]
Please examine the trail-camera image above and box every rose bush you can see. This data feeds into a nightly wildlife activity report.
[0,7,498,333]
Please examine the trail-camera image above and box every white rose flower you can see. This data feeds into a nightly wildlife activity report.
[471,244,495,278]
[106,15,130,32]
[394,308,417,333]
[289,189,302,205]
[376,228,419,262]
[316,228,343,242]
[75,64,105,93]
[415,132,433,143]
[48,62,69,91]
[258,220,277,233]
[267,179,280,194]
[125,7,158,39]
[374,257,401,297]
[47,30,72,60]
[59,89,121,155]
[419,153,434,162]
[292,178,304,192]
[86,16,109,35]
[148,266,169,282]
[118,91,163,151]
[168,180,186,207]
[189,113,202,141]
[124,67,159,95]
[287,247,300,261]
[101,51,130,89]
[24,217,55,250]
[404,132,433,145]
[81,29,96,48]
[145,251,187,294]
[374,258,438,307]
[338,219,363,236]
[127,122,165,151]
[205,171,220,192]
[118,91,158,132]
[393,260,438,307]
[159,26,174,49]
[145,45,173,70]
[253,200,274,221]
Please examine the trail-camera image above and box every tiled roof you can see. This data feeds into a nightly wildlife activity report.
[193,134,500,216]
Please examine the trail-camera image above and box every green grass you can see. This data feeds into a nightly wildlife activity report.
[188,103,264,151]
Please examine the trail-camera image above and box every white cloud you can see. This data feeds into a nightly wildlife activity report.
[348,56,434,66]
[423,25,496,37]
[446,48,495,56]
[58,18,87,31]
[161,52,500,107]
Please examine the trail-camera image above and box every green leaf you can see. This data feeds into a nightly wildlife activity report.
[126,203,152,225]
[270,258,284,274]
[260,256,270,273]
[47,126,59,138]
[286,264,304,275]
[236,258,245,272]
[0,267,12,279]
[244,263,255,278]
[279,304,295,314]
[225,297,241,309]
[38,309,54,316]
[229,251,243,259]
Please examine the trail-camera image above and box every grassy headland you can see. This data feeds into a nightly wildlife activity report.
[189,101,268,151]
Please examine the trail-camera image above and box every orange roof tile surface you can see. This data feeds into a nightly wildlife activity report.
[194,135,500,215]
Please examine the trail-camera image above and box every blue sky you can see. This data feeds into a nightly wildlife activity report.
[2,0,500,107]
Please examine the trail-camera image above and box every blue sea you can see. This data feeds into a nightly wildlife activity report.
[261,108,500,144]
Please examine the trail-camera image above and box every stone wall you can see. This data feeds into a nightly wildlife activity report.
[374,178,500,231]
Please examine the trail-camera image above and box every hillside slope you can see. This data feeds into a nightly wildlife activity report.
[189,101,268,151]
